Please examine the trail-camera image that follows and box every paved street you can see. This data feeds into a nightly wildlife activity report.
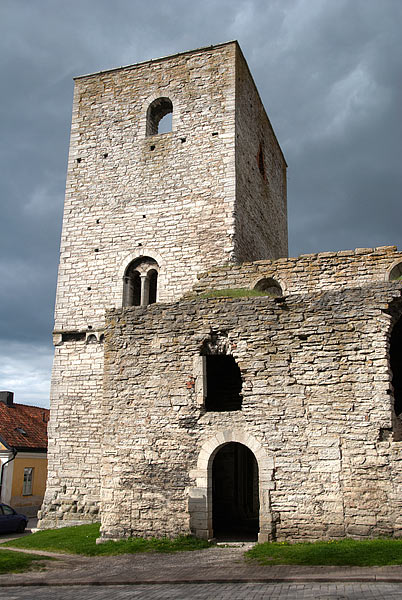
[1,583,402,599]
[3,541,402,597]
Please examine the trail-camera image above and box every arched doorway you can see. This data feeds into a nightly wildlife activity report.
[212,442,259,541]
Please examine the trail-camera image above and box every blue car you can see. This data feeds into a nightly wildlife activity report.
[0,503,28,534]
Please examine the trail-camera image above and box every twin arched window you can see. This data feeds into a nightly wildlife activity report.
[123,257,159,307]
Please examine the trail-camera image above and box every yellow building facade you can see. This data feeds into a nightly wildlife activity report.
[0,392,49,517]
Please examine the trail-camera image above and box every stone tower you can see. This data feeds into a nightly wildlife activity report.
[38,41,287,528]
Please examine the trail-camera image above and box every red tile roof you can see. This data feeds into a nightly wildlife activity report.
[0,402,49,451]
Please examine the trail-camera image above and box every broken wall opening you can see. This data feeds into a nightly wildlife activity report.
[205,355,242,411]
[199,331,242,412]
[384,297,402,441]
[390,315,402,417]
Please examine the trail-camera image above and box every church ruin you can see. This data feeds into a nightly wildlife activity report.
[38,41,402,543]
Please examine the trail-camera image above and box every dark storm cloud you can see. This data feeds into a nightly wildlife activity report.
[237,0,402,254]
[1,0,401,406]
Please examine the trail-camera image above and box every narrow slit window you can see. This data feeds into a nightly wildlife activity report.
[257,143,265,179]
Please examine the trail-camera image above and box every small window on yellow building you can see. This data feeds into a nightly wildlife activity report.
[23,467,33,496]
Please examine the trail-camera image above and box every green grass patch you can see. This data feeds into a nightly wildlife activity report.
[0,549,49,574]
[2,523,213,556]
[246,538,402,566]
[199,288,277,299]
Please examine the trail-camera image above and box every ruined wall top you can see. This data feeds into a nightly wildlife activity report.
[75,41,240,80]
[192,245,402,297]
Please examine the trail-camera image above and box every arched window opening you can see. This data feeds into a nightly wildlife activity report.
[132,271,141,306]
[212,442,259,541]
[123,257,159,307]
[146,97,173,136]
[254,277,282,297]
[205,355,242,411]
[158,112,172,134]
[390,316,402,416]
[389,262,402,282]
[123,270,141,307]
[148,269,158,305]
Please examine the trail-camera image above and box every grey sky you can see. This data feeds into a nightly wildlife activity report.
[1,0,401,407]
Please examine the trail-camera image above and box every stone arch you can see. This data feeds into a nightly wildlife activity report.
[252,276,284,297]
[251,274,286,295]
[139,92,181,138]
[188,430,274,542]
[123,256,159,307]
[146,97,173,136]
[117,249,164,307]
[387,260,402,282]
[85,331,103,344]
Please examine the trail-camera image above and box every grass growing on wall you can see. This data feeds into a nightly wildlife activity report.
[246,538,402,566]
[2,523,213,556]
[199,288,279,299]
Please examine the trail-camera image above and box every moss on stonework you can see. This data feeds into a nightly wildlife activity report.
[198,288,280,299]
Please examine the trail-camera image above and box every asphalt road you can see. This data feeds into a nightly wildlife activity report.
[1,583,402,599]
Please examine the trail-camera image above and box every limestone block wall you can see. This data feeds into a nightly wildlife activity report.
[193,246,402,296]
[38,339,104,527]
[54,41,288,335]
[390,443,402,533]
[42,42,289,530]
[54,42,239,335]
[234,46,287,262]
[100,282,402,542]
[42,40,402,539]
